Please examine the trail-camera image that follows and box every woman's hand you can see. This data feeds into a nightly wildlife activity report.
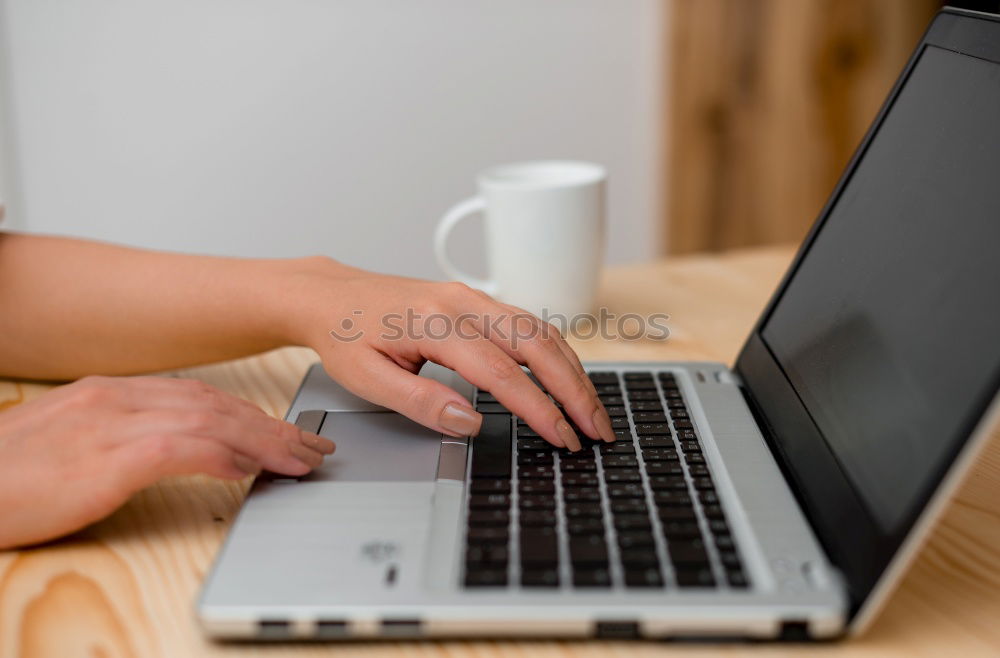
[0,375,334,549]
[282,260,616,451]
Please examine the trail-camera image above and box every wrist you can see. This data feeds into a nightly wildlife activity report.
[262,255,354,349]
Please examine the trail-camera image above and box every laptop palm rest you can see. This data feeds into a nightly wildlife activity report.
[307,411,443,482]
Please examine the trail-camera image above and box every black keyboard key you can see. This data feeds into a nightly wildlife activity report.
[674,420,695,430]
[464,569,507,587]
[466,544,508,565]
[471,414,512,479]
[617,530,656,549]
[562,473,599,486]
[600,442,636,455]
[468,510,510,527]
[469,479,511,494]
[604,405,627,418]
[708,519,729,535]
[562,488,601,503]
[565,502,604,518]
[598,394,625,406]
[522,568,560,588]
[625,381,658,391]
[607,483,645,499]
[567,518,605,535]
[670,409,690,419]
[614,514,653,531]
[561,460,597,472]
[623,371,654,381]
[638,436,673,448]
[667,399,687,409]
[658,506,697,521]
[560,449,596,461]
[641,448,679,461]
[469,493,510,510]
[625,568,664,588]
[726,568,749,588]
[610,499,648,515]
[588,372,619,384]
[603,469,642,484]
[476,390,498,403]
[520,510,557,526]
[518,465,555,479]
[518,481,555,495]
[602,455,639,468]
[648,475,688,491]
[715,534,735,551]
[630,400,664,412]
[699,491,720,505]
[719,549,741,568]
[519,495,556,511]
[687,464,710,477]
[477,402,509,414]
[516,426,541,438]
[684,453,706,465]
[573,568,612,588]
[676,430,697,440]
[633,412,667,423]
[661,520,702,539]
[520,528,559,567]
[620,549,659,568]
[635,424,672,436]
[517,451,553,466]
[668,538,709,565]
[569,535,609,565]
[680,441,701,453]
[646,463,685,476]
[610,418,630,430]
[654,491,692,506]
[628,391,660,401]
[594,384,622,394]
[674,567,715,588]
[467,527,508,545]
[702,504,725,519]
[692,477,715,490]
[517,438,551,452]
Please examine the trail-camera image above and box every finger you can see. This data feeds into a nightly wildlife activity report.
[334,352,484,439]
[127,377,336,458]
[110,435,266,494]
[480,306,613,442]
[125,408,326,476]
[419,335,581,451]
[498,304,595,394]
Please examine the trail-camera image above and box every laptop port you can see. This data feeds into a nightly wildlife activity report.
[381,619,422,636]
[257,619,290,639]
[595,621,640,639]
[315,620,349,638]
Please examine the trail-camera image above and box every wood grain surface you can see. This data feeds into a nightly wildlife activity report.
[1,245,999,657]
[665,0,942,254]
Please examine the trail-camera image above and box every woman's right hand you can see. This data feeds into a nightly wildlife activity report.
[0,375,334,549]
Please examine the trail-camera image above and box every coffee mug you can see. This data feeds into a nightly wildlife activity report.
[434,160,606,319]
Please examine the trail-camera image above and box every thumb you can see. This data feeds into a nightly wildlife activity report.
[334,354,483,437]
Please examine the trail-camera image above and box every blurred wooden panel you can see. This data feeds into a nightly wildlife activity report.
[666,0,942,254]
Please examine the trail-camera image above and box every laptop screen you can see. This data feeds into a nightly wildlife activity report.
[760,44,1000,537]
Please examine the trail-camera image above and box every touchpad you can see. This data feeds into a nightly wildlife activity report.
[312,412,442,482]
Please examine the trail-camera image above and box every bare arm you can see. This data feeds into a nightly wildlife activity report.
[0,232,308,378]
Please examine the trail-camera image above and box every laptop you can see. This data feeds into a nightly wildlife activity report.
[198,7,1000,641]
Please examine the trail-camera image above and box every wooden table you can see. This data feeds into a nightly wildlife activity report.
[2,245,999,657]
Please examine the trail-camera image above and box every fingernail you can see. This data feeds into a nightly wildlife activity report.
[592,404,616,442]
[289,441,323,468]
[556,418,581,452]
[233,454,262,475]
[301,432,336,455]
[440,402,483,436]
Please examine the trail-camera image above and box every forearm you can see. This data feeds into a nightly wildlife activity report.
[0,232,338,379]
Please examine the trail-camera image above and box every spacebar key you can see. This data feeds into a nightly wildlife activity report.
[470,414,512,479]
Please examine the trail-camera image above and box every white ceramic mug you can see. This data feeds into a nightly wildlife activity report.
[434,160,606,319]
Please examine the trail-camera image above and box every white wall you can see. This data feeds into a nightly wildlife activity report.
[0,0,663,279]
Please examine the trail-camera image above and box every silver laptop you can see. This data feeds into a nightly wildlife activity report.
[198,8,1000,641]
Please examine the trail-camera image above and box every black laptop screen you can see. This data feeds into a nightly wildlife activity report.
[760,45,1000,535]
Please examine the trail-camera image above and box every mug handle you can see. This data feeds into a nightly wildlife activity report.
[433,196,498,295]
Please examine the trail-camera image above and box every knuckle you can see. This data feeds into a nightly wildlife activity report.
[489,356,523,382]
[183,409,218,432]
[68,376,115,404]
[142,435,176,467]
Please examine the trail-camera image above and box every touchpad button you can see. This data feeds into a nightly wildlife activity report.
[313,411,442,482]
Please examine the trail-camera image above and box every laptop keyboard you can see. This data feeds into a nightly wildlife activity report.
[462,370,750,590]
